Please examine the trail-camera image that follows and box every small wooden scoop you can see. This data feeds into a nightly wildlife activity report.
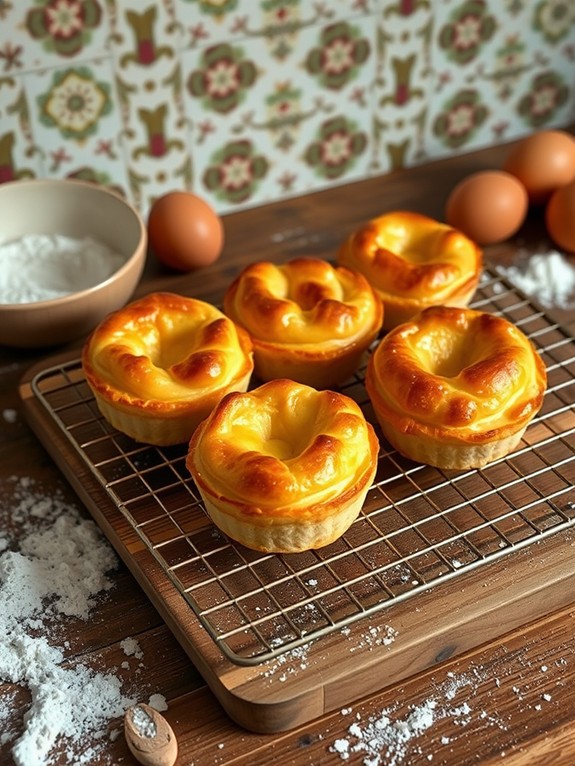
[124,702,178,766]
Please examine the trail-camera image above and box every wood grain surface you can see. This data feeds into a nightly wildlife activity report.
[3,132,575,765]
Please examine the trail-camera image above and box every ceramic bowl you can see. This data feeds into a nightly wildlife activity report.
[0,178,147,348]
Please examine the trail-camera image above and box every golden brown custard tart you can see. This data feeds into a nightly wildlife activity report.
[365,306,547,470]
[337,211,482,329]
[186,379,379,553]
[223,257,383,388]
[82,292,254,446]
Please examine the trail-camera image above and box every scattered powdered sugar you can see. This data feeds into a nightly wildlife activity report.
[329,668,508,765]
[496,247,575,309]
[148,693,169,712]
[121,636,144,660]
[341,624,398,652]
[0,475,142,765]
[263,640,313,682]
[2,408,17,424]
[263,623,398,684]
[331,699,437,765]
[328,645,573,764]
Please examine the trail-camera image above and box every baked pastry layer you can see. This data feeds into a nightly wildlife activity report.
[82,292,254,445]
[187,379,379,552]
[365,305,547,470]
[223,257,383,387]
[337,211,482,329]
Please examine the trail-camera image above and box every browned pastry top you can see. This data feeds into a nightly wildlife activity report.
[337,210,482,303]
[223,257,383,348]
[187,378,379,522]
[82,291,253,415]
[366,305,547,443]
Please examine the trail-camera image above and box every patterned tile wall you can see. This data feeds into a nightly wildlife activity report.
[1,0,574,217]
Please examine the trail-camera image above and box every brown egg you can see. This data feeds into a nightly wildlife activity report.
[546,179,575,252]
[445,170,528,245]
[148,191,224,271]
[503,129,575,205]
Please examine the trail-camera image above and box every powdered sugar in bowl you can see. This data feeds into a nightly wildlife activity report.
[0,178,147,348]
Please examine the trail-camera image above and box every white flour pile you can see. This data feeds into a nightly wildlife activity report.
[0,475,138,765]
[496,247,575,309]
[0,234,125,304]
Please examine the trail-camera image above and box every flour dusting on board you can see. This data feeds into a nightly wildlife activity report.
[0,476,143,765]
[262,624,398,683]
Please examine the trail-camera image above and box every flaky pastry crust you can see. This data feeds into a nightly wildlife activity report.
[337,211,482,329]
[187,379,379,552]
[365,306,547,470]
[82,292,254,445]
[223,257,383,388]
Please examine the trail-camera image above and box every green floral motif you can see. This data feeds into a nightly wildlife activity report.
[185,0,238,16]
[26,0,102,58]
[231,83,333,153]
[262,0,300,22]
[433,89,488,149]
[304,116,367,180]
[491,35,528,99]
[383,0,432,17]
[188,44,257,114]
[306,22,370,90]
[261,0,307,60]
[516,71,569,126]
[505,0,524,14]
[67,166,124,196]
[533,0,575,43]
[494,35,526,75]
[264,83,303,149]
[203,139,269,204]
[438,0,496,65]
[38,67,112,140]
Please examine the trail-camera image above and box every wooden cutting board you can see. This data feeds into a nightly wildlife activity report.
[19,331,575,733]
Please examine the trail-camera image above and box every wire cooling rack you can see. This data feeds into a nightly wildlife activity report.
[30,270,575,666]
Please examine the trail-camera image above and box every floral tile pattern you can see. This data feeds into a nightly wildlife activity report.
[426,0,575,157]
[0,0,574,217]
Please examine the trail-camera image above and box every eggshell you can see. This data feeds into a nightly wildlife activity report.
[445,170,528,246]
[503,130,575,205]
[545,179,575,253]
[148,191,224,271]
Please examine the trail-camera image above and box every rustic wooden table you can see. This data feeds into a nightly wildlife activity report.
[2,136,575,766]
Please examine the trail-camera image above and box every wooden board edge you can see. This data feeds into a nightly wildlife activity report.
[223,529,575,729]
